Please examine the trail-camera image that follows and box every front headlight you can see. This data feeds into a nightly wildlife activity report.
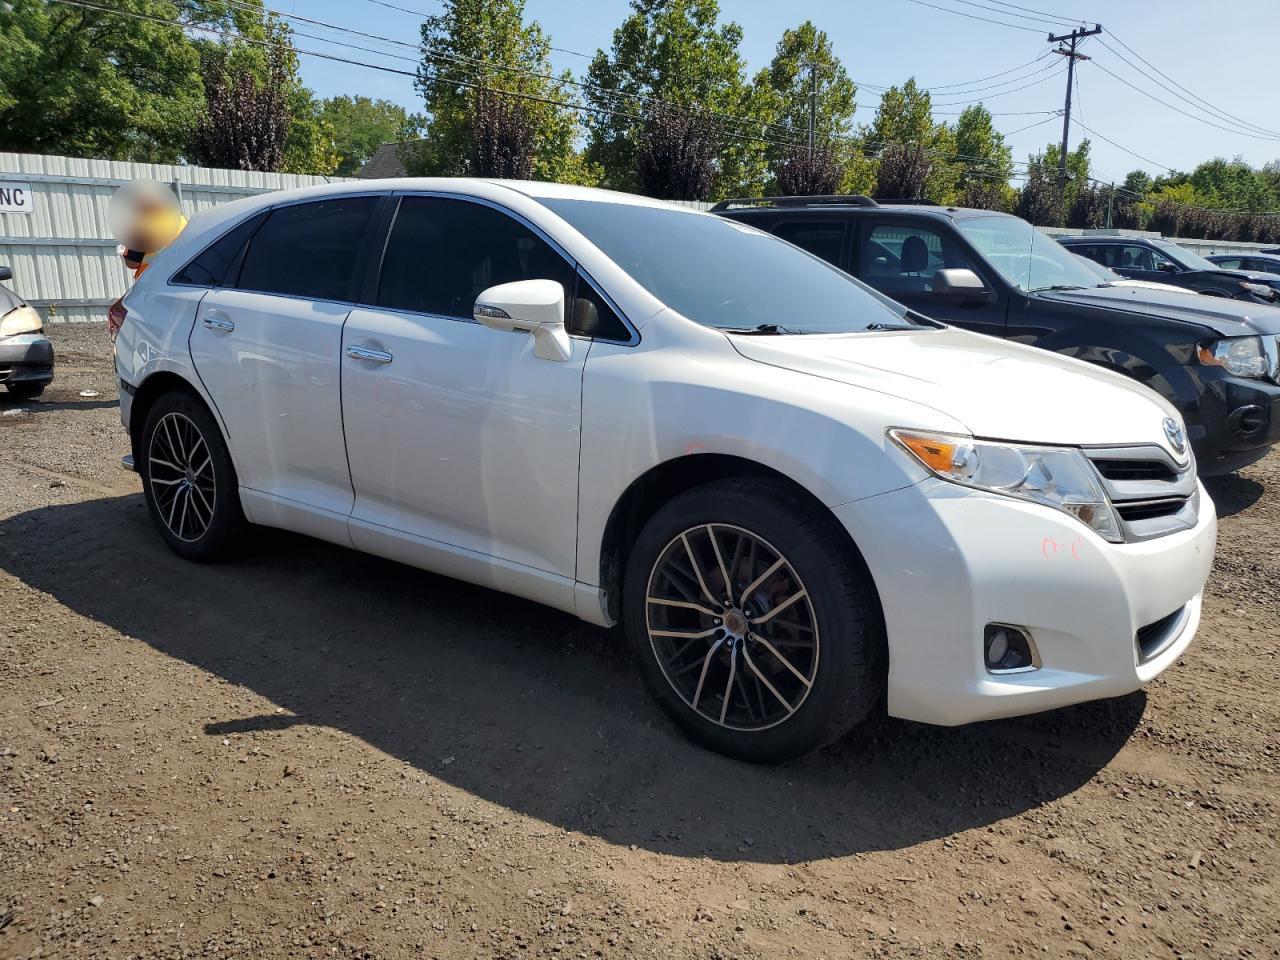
[1239,281,1274,299]
[890,429,1122,542]
[0,304,42,337]
[1197,335,1268,378]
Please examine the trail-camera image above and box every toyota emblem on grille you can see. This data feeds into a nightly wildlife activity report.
[1163,417,1187,455]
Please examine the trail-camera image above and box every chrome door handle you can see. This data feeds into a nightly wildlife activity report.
[202,315,235,333]
[345,344,393,364]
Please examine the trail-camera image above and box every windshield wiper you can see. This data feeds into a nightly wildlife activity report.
[863,322,921,331]
[1027,284,1088,293]
[722,323,804,335]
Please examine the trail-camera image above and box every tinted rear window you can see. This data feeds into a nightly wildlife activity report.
[237,197,378,301]
[173,212,266,287]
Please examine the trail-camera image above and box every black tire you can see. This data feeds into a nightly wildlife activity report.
[622,478,885,763]
[7,381,45,399]
[139,389,246,561]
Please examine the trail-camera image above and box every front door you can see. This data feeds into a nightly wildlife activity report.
[189,195,381,520]
[1109,242,1180,284]
[340,195,587,579]
[854,219,1008,337]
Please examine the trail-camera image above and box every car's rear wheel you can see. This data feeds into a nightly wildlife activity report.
[140,390,245,561]
[623,478,884,763]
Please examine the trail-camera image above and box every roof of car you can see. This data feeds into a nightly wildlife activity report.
[712,196,1010,221]
[1058,235,1158,244]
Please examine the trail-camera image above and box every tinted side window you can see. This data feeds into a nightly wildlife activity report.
[1214,257,1243,270]
[1117,244,1173,271]
[173,212,266,287]
[770,220,845,267]
[569,272,630,341]
[859,222,980,296]
[237,197,378,300]
[377,196,575,318]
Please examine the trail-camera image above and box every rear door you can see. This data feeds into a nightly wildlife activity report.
[190,194,382,523]
[852,218,1008,337]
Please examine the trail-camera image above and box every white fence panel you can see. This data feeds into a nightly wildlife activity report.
[0,152,352,322]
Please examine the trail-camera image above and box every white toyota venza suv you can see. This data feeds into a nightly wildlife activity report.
[114,179,1217,762]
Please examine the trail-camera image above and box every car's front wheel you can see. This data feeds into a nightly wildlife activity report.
[139,390,245,561]
[623,478,884,763]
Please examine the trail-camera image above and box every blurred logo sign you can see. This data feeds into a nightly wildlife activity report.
[0,182,34,214]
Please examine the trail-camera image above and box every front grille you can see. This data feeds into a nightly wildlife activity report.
[1136,607,1186,663]
[1116,498,1189,522]
[1092,458,1176,482]
[1085,445,1197,542]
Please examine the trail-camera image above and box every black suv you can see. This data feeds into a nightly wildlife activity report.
[1060,235,1280,304]
[714,196,1280,475]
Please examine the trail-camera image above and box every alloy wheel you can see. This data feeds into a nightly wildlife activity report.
[645,523,820,732]
[147,411,217,543]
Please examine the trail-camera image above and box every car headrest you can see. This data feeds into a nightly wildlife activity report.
[900,235,929,274]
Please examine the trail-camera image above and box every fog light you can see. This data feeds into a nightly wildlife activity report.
[983,624,1040,674]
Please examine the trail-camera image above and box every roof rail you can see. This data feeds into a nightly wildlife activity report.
[709,195,880,212]
[875,197,940,206]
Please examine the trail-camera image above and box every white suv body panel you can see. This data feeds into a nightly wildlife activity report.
[116,178,1215,726]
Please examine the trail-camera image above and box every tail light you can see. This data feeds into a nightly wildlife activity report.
[107,297,127,341]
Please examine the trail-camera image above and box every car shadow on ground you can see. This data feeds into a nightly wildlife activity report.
[1203,473,1265,519]
[0,494,1145,863]
[0,396,118,414]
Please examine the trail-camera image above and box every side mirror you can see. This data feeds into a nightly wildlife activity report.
[1158,262,1179,273]
[932,268,990,300]
[473,279,571,362]
[0,265,11,282]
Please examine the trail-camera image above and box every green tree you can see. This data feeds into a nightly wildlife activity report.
[0,0,204,161]
[321,96,424,176]
[752,21,857,191]
[863,78,955,201]
[408,0,595,184]
[583,0,764,195]
[950,105,1012,197]
[192,2,338,175]
[1025,137,1091,223]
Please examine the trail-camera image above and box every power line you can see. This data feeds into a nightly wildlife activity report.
[1097,34,1280,139]
[356,0,595,60]
[981,0,1093,23]
[932,63,1066,106]
[1070,118,1173,172]
[938,0,1076,29]
[1090,59,1280,142]
[902,0,1052,33]
[1003,113,1062,137]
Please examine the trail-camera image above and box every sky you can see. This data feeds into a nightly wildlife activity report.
[288,0,1280,184]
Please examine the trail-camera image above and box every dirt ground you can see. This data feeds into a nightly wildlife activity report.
[0,324,1277,960]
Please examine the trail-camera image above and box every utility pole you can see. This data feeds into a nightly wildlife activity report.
[1106,181,1115,228]
[1048,23,1102,195]
[807,62,818,160]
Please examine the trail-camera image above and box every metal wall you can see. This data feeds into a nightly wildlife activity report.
[0,153,350,324]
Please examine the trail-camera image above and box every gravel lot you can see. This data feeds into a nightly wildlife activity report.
[1,324,1277,960]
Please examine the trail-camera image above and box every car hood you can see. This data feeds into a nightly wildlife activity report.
[1038,283,1280,337]
[729,327,1184,450]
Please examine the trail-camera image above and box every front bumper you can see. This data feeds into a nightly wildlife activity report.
[0,333,55,387]
[836,477,1217,727]
[1189,371,1280,475]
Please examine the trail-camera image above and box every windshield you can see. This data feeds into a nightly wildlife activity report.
[1152,238,1218,272]
[954,215,1104,293]
[539,198,929,334]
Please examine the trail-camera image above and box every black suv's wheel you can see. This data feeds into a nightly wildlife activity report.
[623,478,884,763]
[7,381,44,399]
[139,390,245,561]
